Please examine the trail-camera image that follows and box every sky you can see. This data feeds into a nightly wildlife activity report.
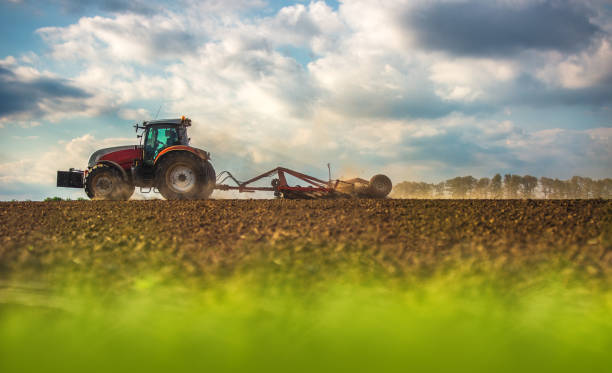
[0,0,610,200]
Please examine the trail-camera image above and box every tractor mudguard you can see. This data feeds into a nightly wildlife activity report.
[154,146,209,165]
[96,160,130,181]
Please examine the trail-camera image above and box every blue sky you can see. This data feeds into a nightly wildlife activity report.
[0,0,610,200]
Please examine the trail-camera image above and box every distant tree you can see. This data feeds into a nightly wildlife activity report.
[446,176,476,198]
[445,177,462,198]
[490,174,502,198]
[419,182,435,198]
[503,174,522,198]
[602,179,612,198]
[591,179,612,199]
[434,182,446,198]
[391,182,412,198]
[393,175,610,200]
[465,176,477,197]
[550,178,568,199]
[582,177,594,199]
[392,181,435,198]
[511,175,523,198]
[568,176,580,198]
[540,177,554,198]
[568,176,595,199]
[475,177,490,198]
[520,175,538,198]
[503,174,511,197]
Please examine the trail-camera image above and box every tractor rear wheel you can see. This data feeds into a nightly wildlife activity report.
[156,152,215,200]
[84,164,134,200]
[198,160,216,199]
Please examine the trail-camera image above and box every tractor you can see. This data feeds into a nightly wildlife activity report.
[57,117,215,200]
[57,116,393,200]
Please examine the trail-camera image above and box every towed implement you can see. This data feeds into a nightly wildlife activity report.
[216,167,391,199]
[57,117,392,200]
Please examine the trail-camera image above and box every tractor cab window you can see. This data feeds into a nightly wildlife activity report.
[144,126,181,162]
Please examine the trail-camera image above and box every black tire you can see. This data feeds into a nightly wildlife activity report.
[368,174,392,198]
[155,152,215,200]
[84,164,134,200]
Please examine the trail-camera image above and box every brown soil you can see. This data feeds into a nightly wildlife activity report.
[0,199,610,284]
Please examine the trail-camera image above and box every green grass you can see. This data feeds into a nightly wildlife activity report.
[1,260,610,373]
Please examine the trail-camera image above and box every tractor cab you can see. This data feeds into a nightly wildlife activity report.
[129,116,197,187]
[141,117,191,164]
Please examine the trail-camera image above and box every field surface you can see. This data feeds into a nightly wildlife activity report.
[0,199,611,372]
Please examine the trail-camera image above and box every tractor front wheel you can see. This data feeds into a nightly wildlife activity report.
[84,164,134,200]
[156,152,215,200]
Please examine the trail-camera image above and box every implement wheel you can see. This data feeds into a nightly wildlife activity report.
[84,164,134,200]
[156,152,215,200]
[368,174,392,198]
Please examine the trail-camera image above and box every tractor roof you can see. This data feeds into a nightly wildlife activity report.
[143,117,191,127]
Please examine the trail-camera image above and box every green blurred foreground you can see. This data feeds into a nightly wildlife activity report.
[1,260,611,373]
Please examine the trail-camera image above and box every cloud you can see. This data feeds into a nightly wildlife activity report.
[502,72,612,107]
[55,0,157,15]
[0,60,91,121]
[118,108,151,120]
[34,0,609,122]
[407,0,601,56]
[261,1,345,54]
[37,13,201,64]
[537,38,612,90]
[429,58,518,101]
[308,52,461,119]
[507,126,612,177]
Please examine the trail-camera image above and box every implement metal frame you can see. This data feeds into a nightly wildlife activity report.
[215,167,344,198]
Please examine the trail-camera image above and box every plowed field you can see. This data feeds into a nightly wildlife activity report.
[1,199,610,282]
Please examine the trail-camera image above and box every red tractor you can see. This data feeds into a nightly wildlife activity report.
[58,116,393,200]
[57,117,215,200]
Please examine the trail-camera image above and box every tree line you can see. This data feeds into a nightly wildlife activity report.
[392,175,612,199]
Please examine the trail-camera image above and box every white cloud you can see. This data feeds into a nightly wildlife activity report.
[118,108,151,120]
[260,1,345,54]
[37,12,200,64]
[537,38,612,89]
[31,0,610,123]
[430,58,517,101]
